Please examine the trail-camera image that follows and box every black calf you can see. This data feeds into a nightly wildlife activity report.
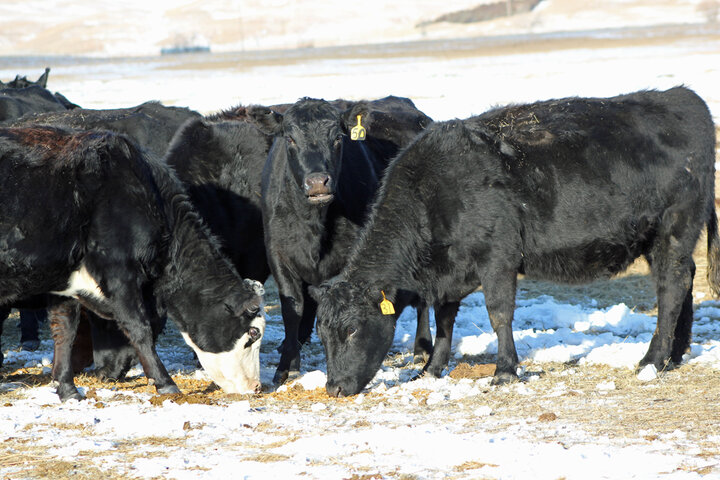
[312,87,719,396]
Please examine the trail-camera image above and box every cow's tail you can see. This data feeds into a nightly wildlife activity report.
[707,203,720,297]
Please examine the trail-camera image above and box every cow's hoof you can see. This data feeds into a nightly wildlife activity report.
[422,366,445,378]
[56,384,83,402]
[273,370,289,385]
[21,339,40,352]
[636,358,675,375]
[412,353,430,365]
[490,372,519,386]
[156,384,181,395]
[95,367,124,382]
[273,369,300,386]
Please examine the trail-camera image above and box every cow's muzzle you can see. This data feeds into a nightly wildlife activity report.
[304,173,333,205]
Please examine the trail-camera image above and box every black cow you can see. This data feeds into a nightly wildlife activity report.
[259,96,432,384]
[163,117,273,283]
[0,68,78,112]
[0,86,73,123]
[0,126,266,400]
[11,102,201,158]
[311,87,720,397]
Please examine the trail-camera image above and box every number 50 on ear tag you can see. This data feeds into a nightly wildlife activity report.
[350,114,366,141]
[379,290,395,315]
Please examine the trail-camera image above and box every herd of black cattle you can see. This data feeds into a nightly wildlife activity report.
[0,69,717,399]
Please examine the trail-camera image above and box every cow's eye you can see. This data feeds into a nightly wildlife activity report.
[347,326,357,339]
[248,326,261,341]
[286,135,296,146]
[246,305,260,318]
[334,134,343,145]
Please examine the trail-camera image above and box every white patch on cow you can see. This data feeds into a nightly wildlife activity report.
[180,313,266,393]
[51,265,106,301]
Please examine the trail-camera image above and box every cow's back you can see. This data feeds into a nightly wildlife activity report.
[382,87,715,285]
[9,102,200,157]
[482,87,715,281]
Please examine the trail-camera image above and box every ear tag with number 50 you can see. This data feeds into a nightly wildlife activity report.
[379,290,395,315]
[350,114,366,141]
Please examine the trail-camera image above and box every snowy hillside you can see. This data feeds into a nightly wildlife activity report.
[0,0,715,57]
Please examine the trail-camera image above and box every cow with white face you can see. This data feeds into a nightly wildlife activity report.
[0,126,266,400]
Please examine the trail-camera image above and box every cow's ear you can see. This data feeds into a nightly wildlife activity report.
[309,275,345,302]
[341,102,373,135]
[36,67,50,88]
[365,285,395,304]
[365,286,398,316]
[308,284,328,302]
[247,106,284,136]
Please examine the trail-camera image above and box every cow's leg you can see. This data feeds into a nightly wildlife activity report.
[640,208,697,372]
[422,302,459,377]
[274,288,311,385]
[111,293,179,395]
[89,312,138,380]
[297,286,317,346]
[0,306,10,367]
[671,261,695,364]
[71,309,94,373]
[19,309,43,351]
[483,269,519,385]
[413,302,433,364]
[49,300,83,401]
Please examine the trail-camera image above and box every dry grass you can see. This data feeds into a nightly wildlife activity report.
[451,362,720,444]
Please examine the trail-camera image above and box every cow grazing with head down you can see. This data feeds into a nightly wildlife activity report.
[258,96,433,384]
[2,102,200,379]
[0,126,265,400]
[311,86,720,397]
[89,115,271,379]
[3,107,273,383]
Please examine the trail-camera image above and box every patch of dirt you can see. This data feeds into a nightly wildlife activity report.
[0,446,112,480]
[453,460,499,472]
[449,363,496,379]
[148,392,222,406]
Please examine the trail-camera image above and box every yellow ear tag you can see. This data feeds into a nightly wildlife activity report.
[379,290,395,315]
[350,114,366,141]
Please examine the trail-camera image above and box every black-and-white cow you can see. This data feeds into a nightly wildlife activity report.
[311,87,719,396]
[0,126,265,400]
[3,102,200,379]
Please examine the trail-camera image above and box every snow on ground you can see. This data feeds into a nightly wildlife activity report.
[2,26,720,480]
[3,284,720,479]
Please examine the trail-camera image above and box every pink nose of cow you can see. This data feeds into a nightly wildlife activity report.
[304,173,333,204]
[304,173,331,195]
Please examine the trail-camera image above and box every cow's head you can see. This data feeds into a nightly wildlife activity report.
[310,281,396,397]
[252,99,345,206]
[168,279,266,394]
